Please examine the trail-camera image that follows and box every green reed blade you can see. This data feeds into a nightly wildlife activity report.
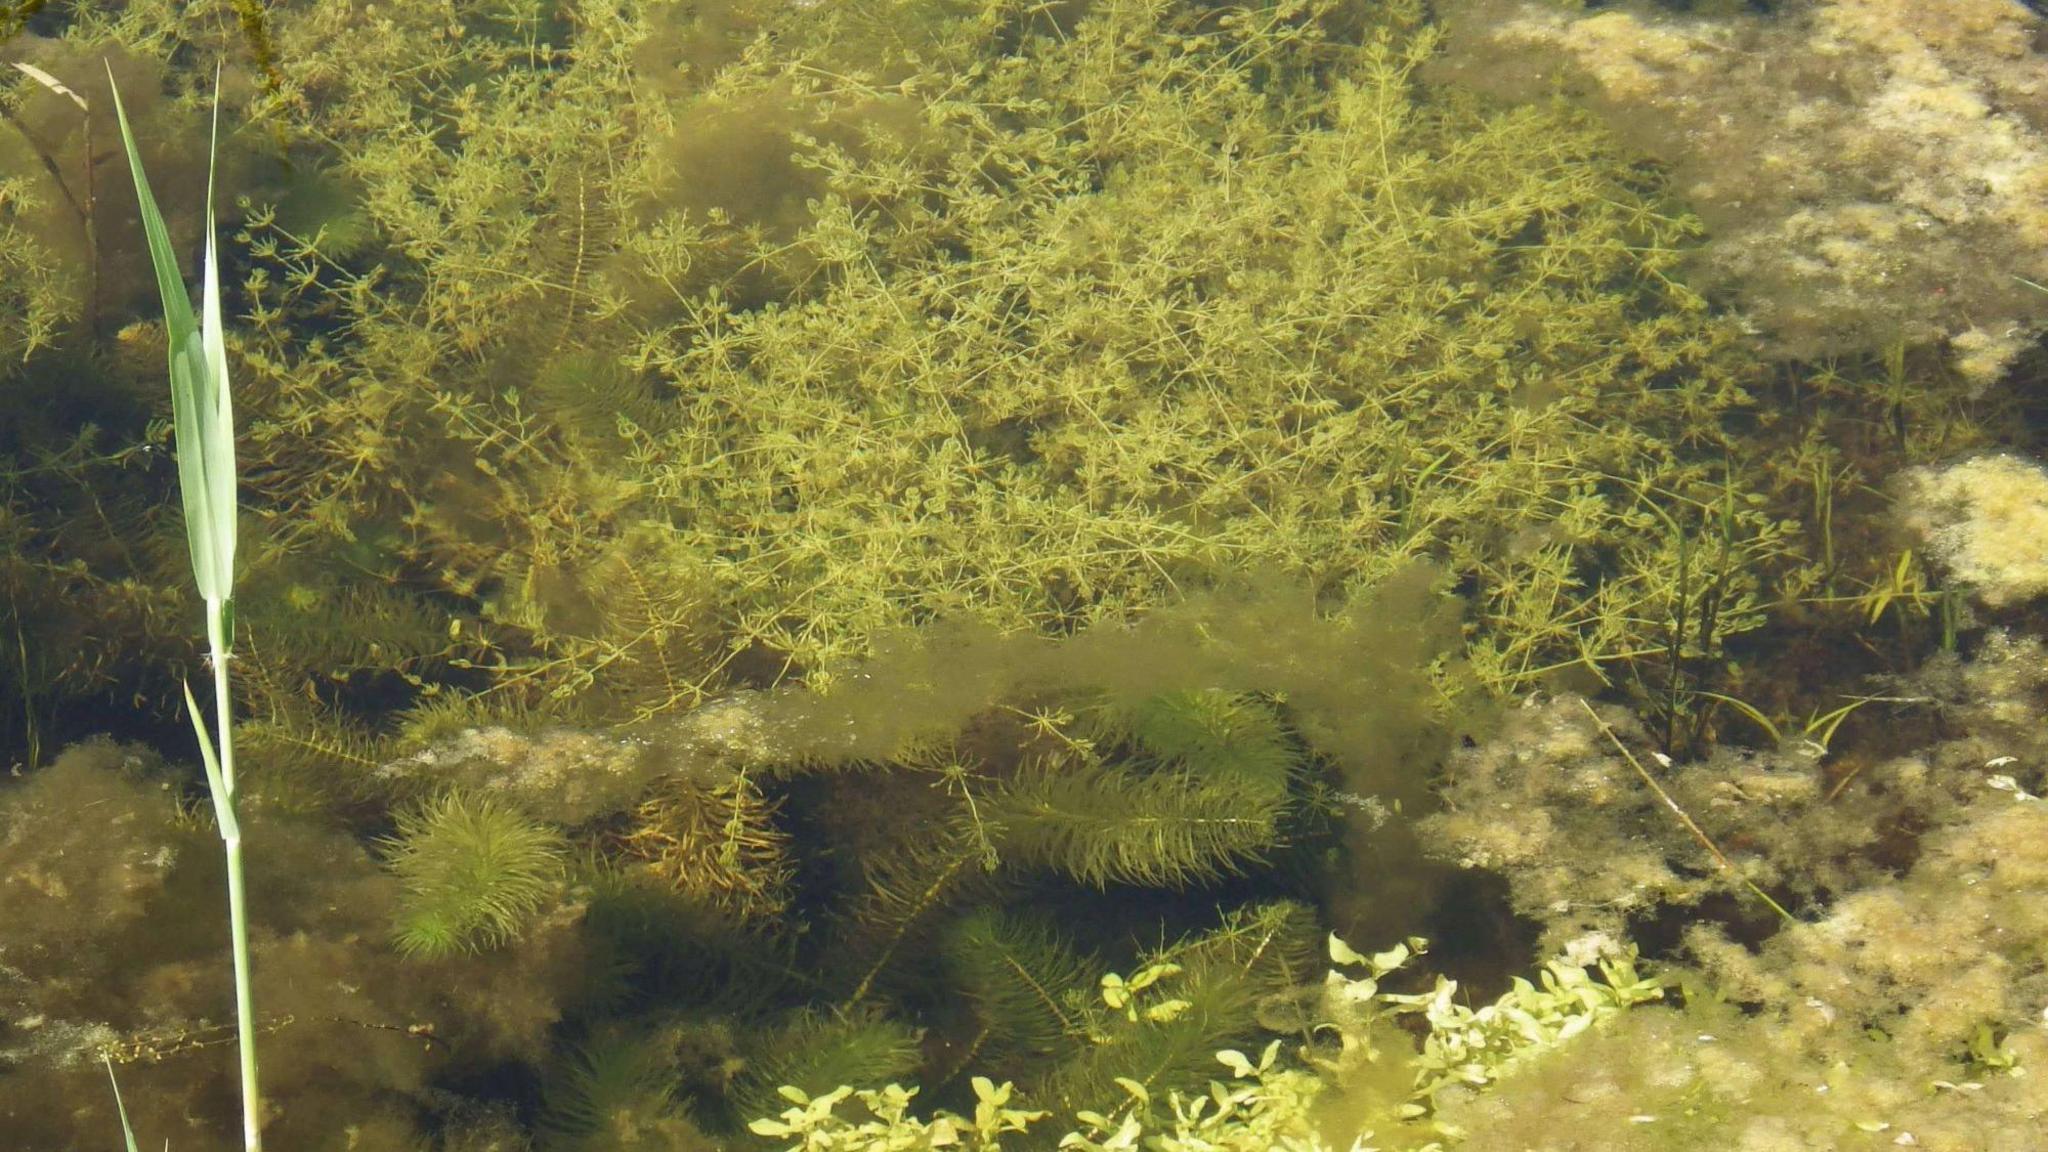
[103,1057,142,1152]
[107,63,260,1152]
[106,65,237,609]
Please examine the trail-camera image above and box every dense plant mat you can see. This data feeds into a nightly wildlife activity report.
[7,0,1971,768]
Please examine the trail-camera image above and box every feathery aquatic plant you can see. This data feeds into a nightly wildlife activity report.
[384,790,566,958]
[992,763,1287,889]
[941,908,1097,1076]
[539,1027,695,1150]
[726,1010,922,1135]
[1122,690,1297,798]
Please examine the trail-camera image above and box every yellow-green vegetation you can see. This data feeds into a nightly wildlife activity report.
[0,170,73,358]
[747,931,1665,1151]
[538,1024,709,1151]
[384,790,567,957]
[1899,453,2048,607]
[750,1078,1048,1152]
[2,0,2033,1149]
[2,0,1908,776]
[725,1010,926,1134]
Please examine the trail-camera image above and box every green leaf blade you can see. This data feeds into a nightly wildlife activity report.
[108,70,237,604]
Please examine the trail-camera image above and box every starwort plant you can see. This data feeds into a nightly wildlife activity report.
[108,65,263,1152]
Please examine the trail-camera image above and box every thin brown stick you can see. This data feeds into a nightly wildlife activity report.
[1581,698,1796,925]
[4,61,96,332]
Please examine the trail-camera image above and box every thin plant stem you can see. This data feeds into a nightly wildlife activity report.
[3,61,97,332]
[1580,698,1796,926]
[209,602,258,1151]
[113,62,263,1150]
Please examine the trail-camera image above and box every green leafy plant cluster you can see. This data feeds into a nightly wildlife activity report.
[752,1063,1340,1152]
[747,931,1665,1152]
[828,693,1315,1017]
[0,169,73,358]
[750,1078,1046,1152]
[383,789,566,958]
[1,0,1893,776]
[328,662,1350,1145]
[1318,936,1666,1113]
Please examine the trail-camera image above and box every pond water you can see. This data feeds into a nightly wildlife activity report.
[3,1,2047,1149]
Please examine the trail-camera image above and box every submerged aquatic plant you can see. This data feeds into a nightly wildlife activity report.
[726,1009,924,1133]
[538,1026,696,1149]
[5,0,1964,800]
[384,790,566,958]
[103,1057,141,1152]
[108,64,263,1152]
[940,908,1097,1076]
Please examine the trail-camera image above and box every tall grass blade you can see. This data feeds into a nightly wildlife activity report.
[106,66,236,608]
[182,679,239,839]
[103,1058,142,1152]
[107,63,260,1151]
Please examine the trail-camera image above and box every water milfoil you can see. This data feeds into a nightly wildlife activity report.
[385,790,566,958]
